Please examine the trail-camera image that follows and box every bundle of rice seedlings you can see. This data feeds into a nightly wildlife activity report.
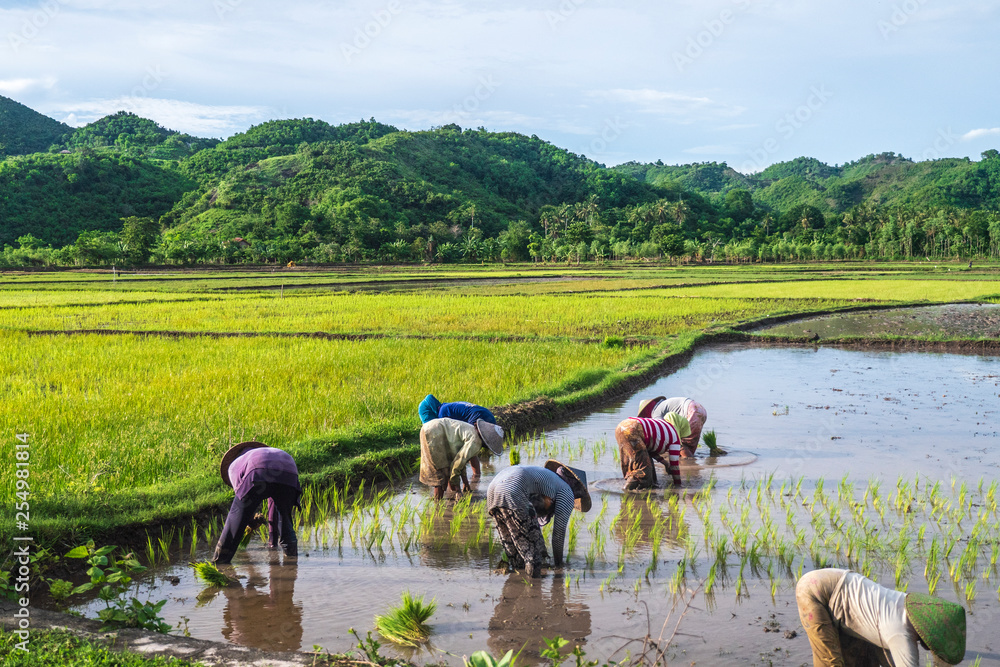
[374,591,436,647]
[702,430,726,456]
[191,561,234,588]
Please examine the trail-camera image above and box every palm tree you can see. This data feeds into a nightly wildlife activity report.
[671,200,691,228]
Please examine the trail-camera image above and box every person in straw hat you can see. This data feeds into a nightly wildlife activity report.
[419,418,505,500]
[419,394,502,479]
[796,568,966,667]
[486,460,591,578]
[637,396,710,458]
[616,398,692,491]
[213,442,301,564]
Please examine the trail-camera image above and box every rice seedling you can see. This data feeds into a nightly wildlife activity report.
[567,515,580,555]
[143,535,157,567]
[374,591,436,647]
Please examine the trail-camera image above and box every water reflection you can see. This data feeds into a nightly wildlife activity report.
[488,572,591,662]
[220,557,303,652]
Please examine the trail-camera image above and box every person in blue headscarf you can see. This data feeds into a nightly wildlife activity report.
[418,394,500,479]
[419,394,497,426]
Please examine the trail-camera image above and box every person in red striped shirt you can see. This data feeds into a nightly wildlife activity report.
[616,400,690,490]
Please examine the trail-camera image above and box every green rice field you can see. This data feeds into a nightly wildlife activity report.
[1,261,998,542]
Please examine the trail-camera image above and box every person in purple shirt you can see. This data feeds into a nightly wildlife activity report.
[213,441,301,565]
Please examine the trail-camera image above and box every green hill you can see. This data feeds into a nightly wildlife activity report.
[2,95,1000,265]
[0,151,196,247]
[55,111,221,159]
[0,95,71,157]
[156,122,669,262]
[615,151,1000,215]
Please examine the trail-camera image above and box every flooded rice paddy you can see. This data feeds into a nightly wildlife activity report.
[72,343,1000,665]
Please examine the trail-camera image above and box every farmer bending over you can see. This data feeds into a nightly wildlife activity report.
[796,568,965,667]
[213,441,300,564]
[617,402,691,490]
[419,394,500,477]
[638,396,709,458]
[420,418,505,500]
[486,460,591,578]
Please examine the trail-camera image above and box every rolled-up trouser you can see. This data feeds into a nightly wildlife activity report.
[795,569,885,667]
[214,481,299,564]
[489,505,548,569]
[682,401,708,456]
[616,419,656,489]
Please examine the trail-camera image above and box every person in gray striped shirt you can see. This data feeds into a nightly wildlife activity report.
[486,460,592,578]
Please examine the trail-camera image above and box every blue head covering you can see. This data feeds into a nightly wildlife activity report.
[418,394,442,423]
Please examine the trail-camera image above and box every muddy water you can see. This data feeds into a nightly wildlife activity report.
[760,302,1000,339]
[74,345,1000,666]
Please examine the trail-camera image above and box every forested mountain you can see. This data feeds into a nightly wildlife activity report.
[1,97,999,267]
[0,95,71,157]
[617,151,1000,215]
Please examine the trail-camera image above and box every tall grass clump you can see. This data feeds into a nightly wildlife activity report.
[374,591,437,647]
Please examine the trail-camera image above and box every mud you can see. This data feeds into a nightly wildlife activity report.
[67,344,1000,666]
[757,303,1000,340]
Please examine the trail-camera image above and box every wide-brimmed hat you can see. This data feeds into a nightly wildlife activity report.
[544,459,592,512]
[637,396,665,419]
[220,441,268,487]
[476,420,505,455]
[905,593,966,665]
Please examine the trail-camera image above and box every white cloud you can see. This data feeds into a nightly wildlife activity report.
[50,97,267,136]
[0,77,57,95]
[587,88,746,119]
[961,128,1000,141]
[682,144,737,155]
[384,108,544,131]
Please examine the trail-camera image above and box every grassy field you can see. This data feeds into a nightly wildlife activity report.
[1,261,997,543]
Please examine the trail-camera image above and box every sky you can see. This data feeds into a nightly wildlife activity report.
[1,0,999,171]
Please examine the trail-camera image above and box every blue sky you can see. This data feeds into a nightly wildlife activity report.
[2,0,999,171]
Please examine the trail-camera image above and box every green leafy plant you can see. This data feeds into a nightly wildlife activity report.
[47,579,75,607]
[540,637,570,666]
[347,628,403,666]
[374,591,436,647]
[0,570,15,601]
[65,540,170,633]
[465,648,520,667]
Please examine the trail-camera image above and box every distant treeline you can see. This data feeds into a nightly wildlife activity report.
[2,98,1000,267]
